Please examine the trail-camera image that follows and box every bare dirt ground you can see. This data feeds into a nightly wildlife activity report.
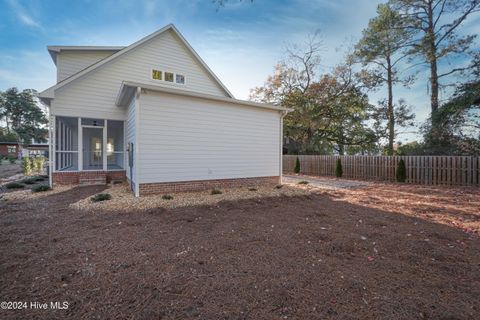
[0,184,479,319]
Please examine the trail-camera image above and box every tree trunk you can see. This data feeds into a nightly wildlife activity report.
[386,56,395,156]
[427,0,439,115]
[338,144,345,155]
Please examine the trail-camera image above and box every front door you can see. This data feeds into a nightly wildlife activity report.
[83,127,103,170]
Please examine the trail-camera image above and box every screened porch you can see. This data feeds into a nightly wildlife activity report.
[54,116,125,172]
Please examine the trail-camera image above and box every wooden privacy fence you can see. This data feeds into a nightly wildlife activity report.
[283,155,480,187]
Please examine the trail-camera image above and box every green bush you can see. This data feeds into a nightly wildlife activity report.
[32,156,45,174]
[335,158,343,178]
[91,193,112,202]
[396,159,407,183]
[9,157,16,164]
[248,187,257,191]
[162,194,173,200]
[275,184,283,189]
[31,185,51,193]
[211,188,222,195]
[21,157,32,175]
[21,177,37,185]
[5,182,24,189]
[294,157,301,174]
[298,180,309,185]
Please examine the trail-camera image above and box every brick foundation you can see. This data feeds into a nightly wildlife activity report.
[52,171,126,185]
[139,176,280,196]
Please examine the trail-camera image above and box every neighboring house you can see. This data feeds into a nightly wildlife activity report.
[39,24,289,196]
[0,142,20,159]
[23,144,49,158]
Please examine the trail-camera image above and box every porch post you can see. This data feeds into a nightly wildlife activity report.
[103,120,108,171]
[78,117,82,171]
[49,115,55,187]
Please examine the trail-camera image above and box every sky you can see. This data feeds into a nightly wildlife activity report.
[1,0,479,142]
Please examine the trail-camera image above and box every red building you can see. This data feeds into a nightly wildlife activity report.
[0,142,20,158]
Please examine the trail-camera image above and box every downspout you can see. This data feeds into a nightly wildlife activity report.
[134,87,141,197]
[279,109,290,184]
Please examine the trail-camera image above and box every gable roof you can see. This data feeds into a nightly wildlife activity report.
[39,24,233,99]
[47,46,125,65]
[116,81,291,113]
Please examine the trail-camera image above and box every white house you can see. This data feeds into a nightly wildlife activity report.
[39,24,289,197]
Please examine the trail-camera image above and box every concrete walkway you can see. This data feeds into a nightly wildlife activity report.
[283,174,370,190]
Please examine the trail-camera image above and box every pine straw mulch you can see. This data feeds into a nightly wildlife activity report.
[293,181,480,235]
[0,183,479,319]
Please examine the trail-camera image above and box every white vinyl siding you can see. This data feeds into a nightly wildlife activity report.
[56,51,117,82]
[52,29,229,120]
[126,97,136,184]
[137,91,281,183]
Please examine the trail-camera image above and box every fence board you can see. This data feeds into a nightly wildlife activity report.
[283,155,479,187]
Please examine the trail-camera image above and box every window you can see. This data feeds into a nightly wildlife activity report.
[7,146,16,153]
[164,72,174,82]
[152,69,162,80]
[175,74,185,84]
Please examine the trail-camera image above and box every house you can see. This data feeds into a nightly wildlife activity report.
[0,142,20,159]
[39,24,289,196]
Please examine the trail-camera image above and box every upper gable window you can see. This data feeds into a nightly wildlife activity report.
[164,72,174,82]
[152,69,162,80]
[151,68,185,85]
[175,74,185,84]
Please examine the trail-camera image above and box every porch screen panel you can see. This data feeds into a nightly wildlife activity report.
[55,117,79,171]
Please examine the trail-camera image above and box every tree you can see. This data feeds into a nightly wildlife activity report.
[371,98,415,154]
[0,88,48,143]
[335,158,343,178]
[396,159,407,182]
[294,157,301,173]
[389,0,480,118]
[251,38,377,155]
[354,4,415,155]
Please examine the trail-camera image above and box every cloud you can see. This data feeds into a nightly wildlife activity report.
[7,0,42,29]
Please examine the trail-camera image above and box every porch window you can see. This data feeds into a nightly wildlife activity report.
[55,117,79,171]
[106,120,124,169]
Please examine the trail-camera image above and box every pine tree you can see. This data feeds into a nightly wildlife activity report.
[294,157,301,174]
[335,158,343,178]
[396,159,407,182]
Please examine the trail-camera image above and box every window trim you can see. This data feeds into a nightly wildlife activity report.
[150,68,186,86]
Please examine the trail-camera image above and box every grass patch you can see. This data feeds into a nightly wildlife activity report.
[91,193,112,202]
[5,182,24,189]
[31,185,51,193]
[298,181,309,185]
[162,194,174,200]
[248,187,258,191]
[275,184,283,189]
[211,188,223,195]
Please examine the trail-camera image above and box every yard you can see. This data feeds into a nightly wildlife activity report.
[0,181,479,319]
[0,161,21,180]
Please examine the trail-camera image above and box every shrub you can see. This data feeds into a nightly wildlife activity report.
[32,156,46,174]
[294,157,301,174]
[5,182,24,189]
[211,188,222,195]
[40,174,49,179]
[33,176,45,181]
[91,193,112,202]
[21,177,37,185]
[162,194,173,200]
[275,184,283,189]
[298,180,309,185]
[335,158,343,178]
[396,159,407,183]
[21,157,32,175]
[31,185,51,193]
[9,157,16,164]
[248,187,257,191]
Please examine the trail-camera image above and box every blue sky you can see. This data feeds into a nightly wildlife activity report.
[1,0,478,142]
